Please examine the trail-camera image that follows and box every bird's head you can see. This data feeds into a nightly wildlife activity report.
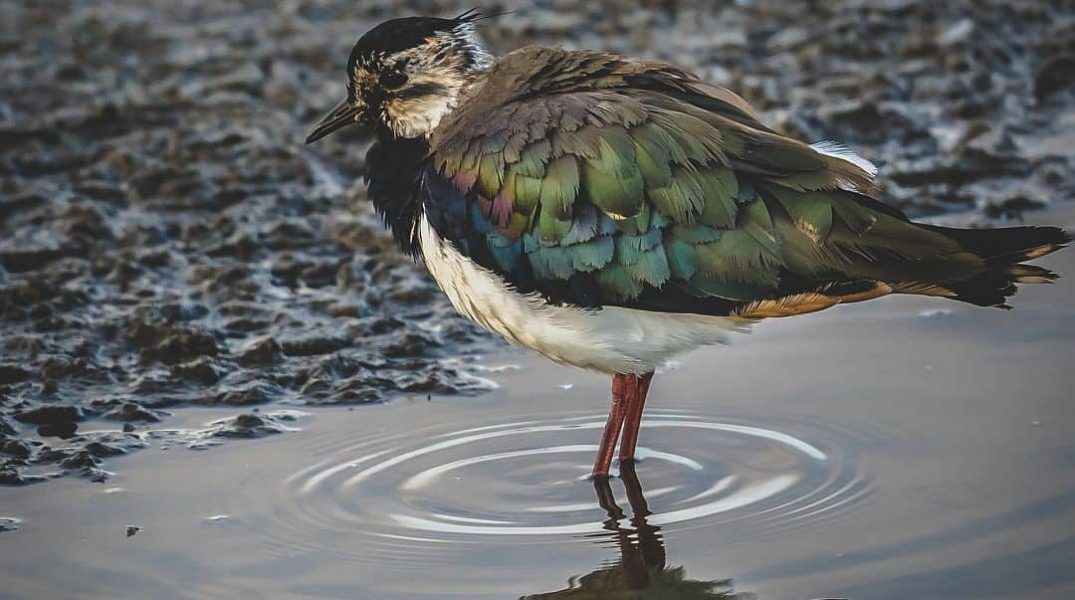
[305,10,493,144]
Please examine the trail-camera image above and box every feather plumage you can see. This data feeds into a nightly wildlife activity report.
[408,46,1069,316]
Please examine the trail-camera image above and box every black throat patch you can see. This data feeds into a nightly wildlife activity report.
[365,134,431,257]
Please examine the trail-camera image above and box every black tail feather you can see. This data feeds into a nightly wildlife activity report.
[922,224,1071,264]
[922,224,1070,308]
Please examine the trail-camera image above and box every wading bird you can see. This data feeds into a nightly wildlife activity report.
[306,11,1069,478]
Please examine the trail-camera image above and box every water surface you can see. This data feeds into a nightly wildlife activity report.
[3,215,1073,599]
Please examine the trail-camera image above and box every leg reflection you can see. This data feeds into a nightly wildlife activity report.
[593,461,666,589]
[522,464,750,599]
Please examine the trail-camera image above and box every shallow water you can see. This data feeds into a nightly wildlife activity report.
[3,214,1073,599]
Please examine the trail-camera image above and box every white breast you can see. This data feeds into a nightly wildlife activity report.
[417,216,749,374]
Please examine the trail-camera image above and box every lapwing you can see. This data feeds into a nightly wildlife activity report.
[306,11,1070,478]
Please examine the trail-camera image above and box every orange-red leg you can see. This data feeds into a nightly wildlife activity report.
[593,372,656,478]
[619,372,654,463]
[592,374,630,478]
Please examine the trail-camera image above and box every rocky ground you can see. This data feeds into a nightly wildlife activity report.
[1,0,1072,485]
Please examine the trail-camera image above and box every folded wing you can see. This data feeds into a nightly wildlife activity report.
[420,47,1061,317]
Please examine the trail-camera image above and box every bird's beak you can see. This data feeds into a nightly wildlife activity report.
[305,97,364,144]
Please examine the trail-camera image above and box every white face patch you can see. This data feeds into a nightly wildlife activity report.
[383,92,455,139]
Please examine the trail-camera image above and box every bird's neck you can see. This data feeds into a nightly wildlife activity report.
[366,133,430,257]
[367,61,490,255]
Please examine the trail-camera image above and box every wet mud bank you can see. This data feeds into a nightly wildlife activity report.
[2,0,1073,484]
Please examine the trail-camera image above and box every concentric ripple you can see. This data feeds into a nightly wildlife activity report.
[257,409,871,566]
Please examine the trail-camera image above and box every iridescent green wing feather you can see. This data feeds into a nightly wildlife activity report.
[422,47,992,314]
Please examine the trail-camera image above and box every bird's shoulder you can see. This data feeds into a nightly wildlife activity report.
[431,45,762,149]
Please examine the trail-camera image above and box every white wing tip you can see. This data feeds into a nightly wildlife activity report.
[811,141,878,178]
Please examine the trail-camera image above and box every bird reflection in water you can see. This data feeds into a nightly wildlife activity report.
[522,462,752,599]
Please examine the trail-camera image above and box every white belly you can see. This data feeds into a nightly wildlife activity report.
[417,216,749,374]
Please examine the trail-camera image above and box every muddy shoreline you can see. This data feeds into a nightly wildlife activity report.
[2,0,1073,485]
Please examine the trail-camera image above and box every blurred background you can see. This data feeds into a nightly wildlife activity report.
[1,2,1074,599]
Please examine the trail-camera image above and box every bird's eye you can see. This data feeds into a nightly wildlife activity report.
[381,72,407,90]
